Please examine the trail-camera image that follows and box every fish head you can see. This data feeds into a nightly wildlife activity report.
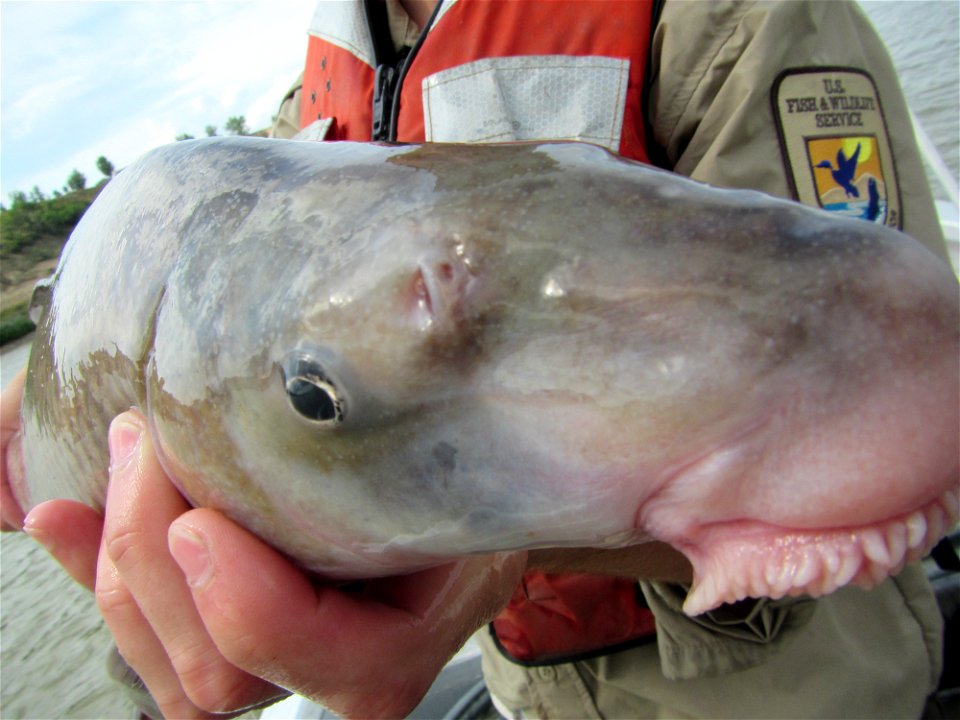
[140,140,957,611]
[145,143,674,575]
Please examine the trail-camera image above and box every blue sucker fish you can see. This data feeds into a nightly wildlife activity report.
[13,138,958,615]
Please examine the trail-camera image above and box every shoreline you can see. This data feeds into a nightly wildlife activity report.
[1,332,34,388]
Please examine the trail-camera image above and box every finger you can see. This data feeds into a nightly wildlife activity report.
[170,509,431,716]
[100,411,280,714]
[23,499,103,590]
[96,530,211,719]
[170,508,526,717]
[0,431,25,531]
[1,367,28,530]
[0,367,27,432]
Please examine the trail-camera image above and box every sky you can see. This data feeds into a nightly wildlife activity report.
[1,1,317,201]
[1,1,957,205]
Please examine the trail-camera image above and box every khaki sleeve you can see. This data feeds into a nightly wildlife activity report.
[641,0,947,682]
[648,0,948,261]
[269,73,304,140]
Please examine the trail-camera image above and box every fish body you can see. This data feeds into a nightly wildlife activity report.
[14,138,958,615]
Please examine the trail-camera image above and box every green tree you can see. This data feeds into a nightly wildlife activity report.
[66,169,86,191]
[205,125,218,137]
[96,156,115,178]
[175,133,195,141]
[224,115,249,135]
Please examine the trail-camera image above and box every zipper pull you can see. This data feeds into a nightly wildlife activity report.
[372,64,397,141]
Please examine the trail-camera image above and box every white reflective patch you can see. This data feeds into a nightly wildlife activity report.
[308,1,374,67]
[422,55,629,150]
[293,118,334,142]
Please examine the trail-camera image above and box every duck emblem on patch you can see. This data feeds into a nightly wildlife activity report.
[808,136,887,223]
[773,68,901,229]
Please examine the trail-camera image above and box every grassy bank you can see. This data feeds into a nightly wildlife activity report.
[0,183,104,346]
[0,302,35,345]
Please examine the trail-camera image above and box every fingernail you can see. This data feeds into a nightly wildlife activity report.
[169,524,212,588]
[108,415,142,471]
[23,513,55,553]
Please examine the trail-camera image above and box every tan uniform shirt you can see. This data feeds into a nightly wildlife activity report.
[271,1,948,717]
[480,2,945,717]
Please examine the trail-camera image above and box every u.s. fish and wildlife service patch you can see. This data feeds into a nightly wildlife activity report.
[773,68,901,229]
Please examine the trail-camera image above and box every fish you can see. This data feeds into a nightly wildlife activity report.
[11,137,958,616]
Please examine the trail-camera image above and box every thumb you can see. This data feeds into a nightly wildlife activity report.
[169,508,525,717]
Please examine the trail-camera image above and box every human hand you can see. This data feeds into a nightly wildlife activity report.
[27,410,527,718]
[1,366,28,531]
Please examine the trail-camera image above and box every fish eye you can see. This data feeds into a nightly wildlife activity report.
[286,376,343,424]
[282,352,345,426]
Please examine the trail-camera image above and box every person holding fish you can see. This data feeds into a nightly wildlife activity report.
[2,1,956,718]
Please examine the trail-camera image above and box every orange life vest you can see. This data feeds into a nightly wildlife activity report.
[301,0,655,162]
[300,0,659,663]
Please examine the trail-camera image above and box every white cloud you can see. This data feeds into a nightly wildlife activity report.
[1,1,315,199]
[3,74,94,140]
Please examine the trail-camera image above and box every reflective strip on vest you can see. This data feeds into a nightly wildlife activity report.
[306,1,374,65]
[422,54,630,151]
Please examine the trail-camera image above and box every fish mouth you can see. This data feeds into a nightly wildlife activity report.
[673,488,958,616]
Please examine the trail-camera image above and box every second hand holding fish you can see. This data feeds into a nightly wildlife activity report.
[23,410,529,719]
[17,402,691,719]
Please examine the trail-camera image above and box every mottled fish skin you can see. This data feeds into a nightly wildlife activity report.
[17,138,958,615]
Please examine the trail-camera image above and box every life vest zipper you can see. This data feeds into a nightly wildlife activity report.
[366,0,445,141]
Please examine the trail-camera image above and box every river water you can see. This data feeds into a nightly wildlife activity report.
[861,0,960,194]
[1,3,958,718]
